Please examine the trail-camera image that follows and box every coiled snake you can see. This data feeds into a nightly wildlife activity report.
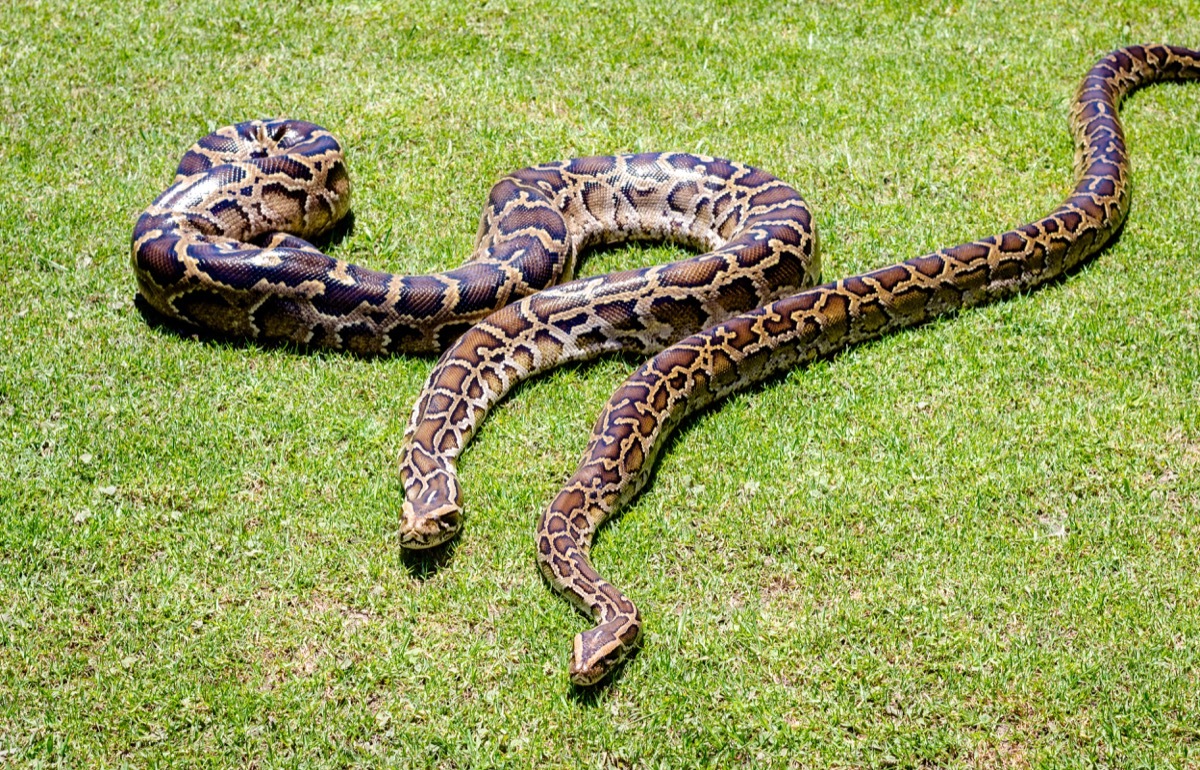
[132,129,817,355]
[132,44,1199,686]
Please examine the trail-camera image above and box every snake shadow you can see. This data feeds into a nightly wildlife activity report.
[400,535,461,581]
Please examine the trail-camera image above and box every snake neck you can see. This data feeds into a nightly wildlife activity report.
[535,477,647,687]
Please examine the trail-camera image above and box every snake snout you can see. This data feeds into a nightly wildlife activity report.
[399,500,463,550]
[568,648,613,687]
[568,617,643,687]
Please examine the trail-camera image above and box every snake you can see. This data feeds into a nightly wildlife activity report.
[522,44,1199,686]
[129,45,1198,686]
[397,164,819,546]
[132,126,815,355]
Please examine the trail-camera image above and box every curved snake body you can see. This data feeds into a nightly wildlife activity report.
[533,44,1200,685]
[398,165,819,546]
[130,45,1200,688]
[134,126,815,354]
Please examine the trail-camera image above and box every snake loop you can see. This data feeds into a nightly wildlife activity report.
[132,125,821,543]
[136,127,805,354]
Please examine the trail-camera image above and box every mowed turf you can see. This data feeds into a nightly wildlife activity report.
[1,1,1199,767]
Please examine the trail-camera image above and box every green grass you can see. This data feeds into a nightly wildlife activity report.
[3,0,1200,766]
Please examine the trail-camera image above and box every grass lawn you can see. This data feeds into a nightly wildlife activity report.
[2,0,1199,766]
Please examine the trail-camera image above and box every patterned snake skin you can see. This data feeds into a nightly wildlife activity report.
[132,129,816,354]
[398,166,819,546]
[130,44,1199,687]
[523,44,1199,685]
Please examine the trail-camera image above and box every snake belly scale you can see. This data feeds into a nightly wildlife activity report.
[530,44,1200,685]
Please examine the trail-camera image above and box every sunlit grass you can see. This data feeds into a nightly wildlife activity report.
[1,1,1199,766]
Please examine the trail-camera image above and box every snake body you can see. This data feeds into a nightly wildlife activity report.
[131,45,1199,688]
[532,44,1200,685]
[134,126,816,354]
[398,163,818,546]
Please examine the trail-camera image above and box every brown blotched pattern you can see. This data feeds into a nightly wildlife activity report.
[133,127,818,354]
[398,162,819,548]
[535,44,1200,686]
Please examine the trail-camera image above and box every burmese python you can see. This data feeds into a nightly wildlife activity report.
[132,44,1199,687]
[530,45,1200,685]
[398,168,818,546]
[132,128,816,354]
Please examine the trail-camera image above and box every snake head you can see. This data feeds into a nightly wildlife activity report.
[399,467,465,549]
[568,616,643,687]
[399,499,463,549]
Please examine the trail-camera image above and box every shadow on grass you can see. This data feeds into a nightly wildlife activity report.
[400,535,461,582]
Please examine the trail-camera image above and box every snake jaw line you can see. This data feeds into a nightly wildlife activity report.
[398,500,463,549]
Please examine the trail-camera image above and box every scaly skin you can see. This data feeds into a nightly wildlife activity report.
[134,128,817,354]
[536,44,1200,686]
[398,158,819,546]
